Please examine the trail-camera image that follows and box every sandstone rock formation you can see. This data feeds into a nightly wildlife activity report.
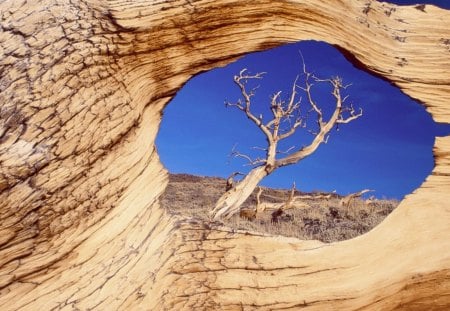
[0,0,449,309]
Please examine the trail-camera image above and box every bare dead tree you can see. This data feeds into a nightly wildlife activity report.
[211,60,363,220]
[284,182,297,210]
[339,189,374,209]
[295,193,333,200]
[240,184,299,222]
[271,182,297,223]
[239,186,273,220]
[255,186,270,212]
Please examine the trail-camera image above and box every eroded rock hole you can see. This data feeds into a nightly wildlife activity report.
[156,41,450,242]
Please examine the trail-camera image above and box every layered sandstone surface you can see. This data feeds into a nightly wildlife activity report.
[0,0,449,309]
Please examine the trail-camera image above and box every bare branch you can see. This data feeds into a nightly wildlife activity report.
[231,70,273,141]
[304,77,324,127]
[337,104,363,124]
[269,91,283,120]
[275,75,360,168]
[252,146,268,152]
[299,50,307,75]
[278,117,303,140]
[226,171,245,191]
[276,146,295,154]
[232,151,266,166]
[225,99,244,110]
[236,68,266,81]
[286,75,300,112]
[340,189,375,208]
[307,128,318,136]
[230,145,266,167]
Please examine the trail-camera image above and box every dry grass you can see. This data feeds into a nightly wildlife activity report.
[160,173,399,242]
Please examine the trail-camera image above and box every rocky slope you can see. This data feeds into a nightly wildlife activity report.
[161,174,398,242]
[0,0,449,309]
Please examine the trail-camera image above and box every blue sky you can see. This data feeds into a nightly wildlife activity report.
[385,0,450,8]
[156,0,450,199]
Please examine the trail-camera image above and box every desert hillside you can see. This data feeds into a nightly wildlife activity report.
[161,174,398,242]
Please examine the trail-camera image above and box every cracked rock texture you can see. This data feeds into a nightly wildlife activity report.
[0,0,449,310]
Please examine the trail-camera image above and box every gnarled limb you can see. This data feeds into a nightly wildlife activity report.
[340,189,374,209]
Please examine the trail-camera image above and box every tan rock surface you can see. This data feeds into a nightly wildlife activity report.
[0,0,449,309]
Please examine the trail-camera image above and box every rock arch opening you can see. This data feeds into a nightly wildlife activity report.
[157,41,450,242]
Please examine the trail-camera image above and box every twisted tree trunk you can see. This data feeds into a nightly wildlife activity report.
[212,166,268,220]
[1,0,449,310]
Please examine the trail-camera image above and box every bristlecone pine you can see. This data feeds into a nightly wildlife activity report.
[0,0,449,310]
